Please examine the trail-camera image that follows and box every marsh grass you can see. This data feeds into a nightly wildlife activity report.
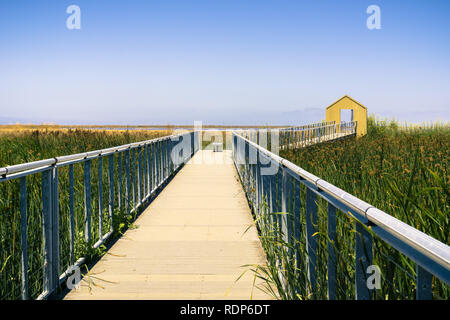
[237,118,449,300]
[0,128,170,299]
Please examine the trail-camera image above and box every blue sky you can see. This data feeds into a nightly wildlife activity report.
[0,0,449,125]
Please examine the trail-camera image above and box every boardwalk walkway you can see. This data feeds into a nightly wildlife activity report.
[65,150,271,300]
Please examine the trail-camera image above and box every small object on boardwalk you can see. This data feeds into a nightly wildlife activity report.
[212,142,223,152]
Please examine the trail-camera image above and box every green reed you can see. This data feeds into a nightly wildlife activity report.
[0,129,169,299]
[238,118,449,300]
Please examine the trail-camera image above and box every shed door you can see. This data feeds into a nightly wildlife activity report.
[340,109,353,123]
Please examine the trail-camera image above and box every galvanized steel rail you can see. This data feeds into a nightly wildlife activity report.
[0,131,199,300]
[279,121,357,149]
[232,130,450,299]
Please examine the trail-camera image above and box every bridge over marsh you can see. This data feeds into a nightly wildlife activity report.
[0,121,448,300]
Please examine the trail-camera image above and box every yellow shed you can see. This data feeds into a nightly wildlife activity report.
[325,95,367,136]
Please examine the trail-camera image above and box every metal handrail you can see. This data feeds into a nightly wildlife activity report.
[280,121,336,131]
[0,131,200,300]
[239,121,357,150]
[0,134,180,179]
[232,131,450,299]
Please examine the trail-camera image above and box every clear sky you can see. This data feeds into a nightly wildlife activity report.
[0,0,449,125]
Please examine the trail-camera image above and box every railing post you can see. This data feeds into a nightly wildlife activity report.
[98,156,103,238]
[270,164,277,230]
[355,221,373,300]
[42,169,55,295]
[125,149,131,215]
[146,144,151,196]
[20,176,28,300]
[108,154,114,232]
[165,139,169,179]
[287,176,294,250]
[150,143,154,192]
[84,160,92,242]
[305,188,317,296]
[142,145,147,198]
[281,171,290,246]
[293,179,302,294]
[138,146,142,205]
[164,139,167,180]
[118,152,122,212]
[327,203,337,300]
[51,167,59,291]
[156,141,160,187]
[276,170,283,241]
[416,265,432,300]
[255,150,262,219]
[69,164,75,266]
[158,141,162,186]
[132,148,137,209]
[261,162,269,232]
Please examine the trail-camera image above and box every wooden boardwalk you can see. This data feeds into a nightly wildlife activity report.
[64,150,271,300]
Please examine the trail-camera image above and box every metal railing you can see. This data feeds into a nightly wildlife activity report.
[0,131,199,300]
[232,131,450,299]
[278,121,357,149]
[280,121,336,131]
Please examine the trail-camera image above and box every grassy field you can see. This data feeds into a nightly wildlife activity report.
[251,118,449,299]
[0,128,171,299]
[1,122,448,300]
[280,118,449,244]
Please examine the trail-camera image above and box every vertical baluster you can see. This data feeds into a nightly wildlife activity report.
[155,141,159,188]
[355,221,373,300]
[84,160,92,242]
[158,141,162,186]
[108,154,114,232]
[164,140,168,179]
[20,177,28,300]
[293,179,301,294]
[270,164,277,231]
[416,265,432,300]
[305,188,317,296]
[286,176,294,249]
[327,203,337,300]
[138,146,142,205]
[51,167,59,290]
[142,145,146,199]
[42,169,53,294]
[156,141,159,187]
[162,140,165,181]
[256,151,263,222]
[276,170,283,241]
[98,157,103,238]
[261,160,268,231]
[281,169,288,244]
[147,144,151,196]
[69,164,75,266]
[132,148,137,209]
[166,139,170,177]
[125,149,131,215]
[150,143,154,193]
[255,152,261,216]
[118,152,122,212]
